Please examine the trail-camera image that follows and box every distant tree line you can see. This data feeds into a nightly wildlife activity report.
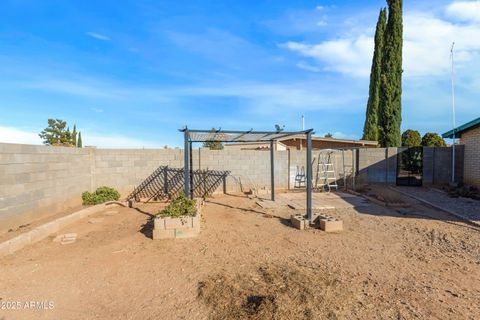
[39,119,83,147]
[401,129,446,147]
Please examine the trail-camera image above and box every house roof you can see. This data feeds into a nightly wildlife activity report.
[442,117,480,139]
[280,134,378,146]
[224,141,286,147]
[224,135,378,147]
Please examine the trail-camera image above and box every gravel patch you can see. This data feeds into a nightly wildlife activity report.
[396,187,480,223]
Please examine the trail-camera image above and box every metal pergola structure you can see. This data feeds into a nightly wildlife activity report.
[179,127,315,222]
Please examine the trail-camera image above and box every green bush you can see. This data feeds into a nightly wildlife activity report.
[82,186,120,205]
[158,193,197,218]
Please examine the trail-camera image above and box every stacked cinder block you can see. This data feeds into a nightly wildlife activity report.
[290,214,307,230]
[290,213,343,232]
[153,215,201,239]
[152,200,202,239]
[318,215,343,232]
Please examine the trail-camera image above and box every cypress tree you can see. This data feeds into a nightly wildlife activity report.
[362,8,387,141]
[65,127,72,145]
[378,0,403,147]
[72,124,77,147]
[77,132,83,148]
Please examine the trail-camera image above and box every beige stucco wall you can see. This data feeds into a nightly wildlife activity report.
[460,126,480,187]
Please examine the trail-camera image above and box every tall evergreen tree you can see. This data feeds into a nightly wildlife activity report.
[65,127,72,145]
[77,132,83,148]
[378,0,403,147]
[362,8,387,141]
[72,124,77,147]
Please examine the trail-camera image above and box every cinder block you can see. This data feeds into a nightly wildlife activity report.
[191,216,200,231]
[174,227,199,239]
[319,219,343,232]
[291,215,306,230]
[152,228,175,240]
[154,217,165,230]
[164,217,191,229]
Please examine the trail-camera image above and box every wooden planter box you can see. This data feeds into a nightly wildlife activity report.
[153,199,202,239]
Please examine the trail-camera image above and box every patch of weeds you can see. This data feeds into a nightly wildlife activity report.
[448,185,480,200]
[157,193,197,218]
[198,264,352,320]
[82,186,120,205]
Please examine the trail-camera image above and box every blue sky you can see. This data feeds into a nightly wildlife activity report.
[0,0,479,147]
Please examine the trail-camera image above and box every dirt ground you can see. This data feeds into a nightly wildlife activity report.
[1,192,479,319]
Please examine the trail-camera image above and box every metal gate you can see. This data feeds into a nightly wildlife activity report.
[396,147,423,186]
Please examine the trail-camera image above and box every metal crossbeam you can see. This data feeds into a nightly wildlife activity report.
[180,128,313,142]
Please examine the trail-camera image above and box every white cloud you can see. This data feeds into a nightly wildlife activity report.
[86,32,110,41]
[445,1,480,22]
[284,35,373,76]
[321,131,359,139]
[283,3,480,78]
[296,61,322,72]
[403,12,480,77]
[0,126,42,145]
[23,79,120,98]
[172,82,363,114]
[0,126,161,148]
[83,134,161,148]
[16,69,362,114]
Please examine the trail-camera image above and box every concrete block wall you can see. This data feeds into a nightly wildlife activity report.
[286,149,356,189]
[194,148,290,193]
[0,143,92,232]
[358,148,393,184]
[93,149,184,195]
[356,146,463,186]
[0,143,466,233]
[423,146,464,185]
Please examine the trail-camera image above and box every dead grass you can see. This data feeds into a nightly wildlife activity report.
[197,263,353,320]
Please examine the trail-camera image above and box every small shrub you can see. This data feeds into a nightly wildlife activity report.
[158,193,197,218]
[82,186,120,205]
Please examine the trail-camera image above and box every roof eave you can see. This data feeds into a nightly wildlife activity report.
[442,117,480,139]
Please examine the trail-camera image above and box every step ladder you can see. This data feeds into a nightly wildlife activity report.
[315,150,338,192]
